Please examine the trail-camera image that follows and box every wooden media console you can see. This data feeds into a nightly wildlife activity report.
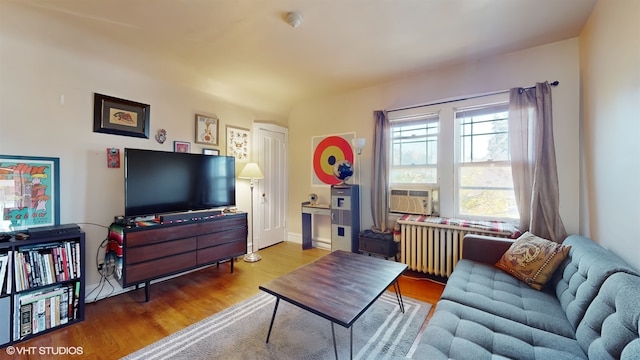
[113,212,247,301]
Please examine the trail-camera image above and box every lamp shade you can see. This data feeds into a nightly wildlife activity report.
[354,138,366,155]
[238,162,264,180]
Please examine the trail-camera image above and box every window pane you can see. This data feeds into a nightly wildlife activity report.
[459,165,513,188]
[390,167,437,184]
[390,117,438,185]
[459,110,509,163]
[459,188,518,219]
[456,102,517,220]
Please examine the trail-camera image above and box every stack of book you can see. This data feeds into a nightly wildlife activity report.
[13,241,81,292]
[13,282,80,339]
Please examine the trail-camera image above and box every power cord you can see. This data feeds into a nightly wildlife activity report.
[76,223,118,302]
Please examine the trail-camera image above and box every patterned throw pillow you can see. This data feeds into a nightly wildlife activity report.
[495,231,571,290]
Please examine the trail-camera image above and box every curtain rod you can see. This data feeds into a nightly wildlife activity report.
[388,80,559,112]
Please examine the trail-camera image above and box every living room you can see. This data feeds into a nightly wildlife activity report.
[1,0,638,358]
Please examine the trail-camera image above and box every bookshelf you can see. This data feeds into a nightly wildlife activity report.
[0,227,85,347]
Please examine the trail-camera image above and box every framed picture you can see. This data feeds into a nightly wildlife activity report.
[226,125,250,162]
[93,93,150,138]
[311,133,355,186]
[203,148,220,156]
[174,141,191,153]
[0,155,60,232]
[195,114,219,146]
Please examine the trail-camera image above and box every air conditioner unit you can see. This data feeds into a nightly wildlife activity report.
[389,187,439,215]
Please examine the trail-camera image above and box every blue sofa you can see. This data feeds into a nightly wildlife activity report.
[416,234,640,359]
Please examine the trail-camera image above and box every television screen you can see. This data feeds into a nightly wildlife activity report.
[124,148,236,218]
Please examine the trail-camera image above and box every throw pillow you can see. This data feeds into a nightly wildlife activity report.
[495,231,571,290]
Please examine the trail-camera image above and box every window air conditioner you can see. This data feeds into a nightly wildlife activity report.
[389,187,439,216]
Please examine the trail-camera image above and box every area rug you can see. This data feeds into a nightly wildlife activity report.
[122,291,431,360]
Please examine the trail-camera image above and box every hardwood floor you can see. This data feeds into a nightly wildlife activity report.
[4,242,444,359]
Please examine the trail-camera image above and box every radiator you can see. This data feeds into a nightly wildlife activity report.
[398,222,510,277]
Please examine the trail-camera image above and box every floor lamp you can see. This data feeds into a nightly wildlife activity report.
[239,162,264,262]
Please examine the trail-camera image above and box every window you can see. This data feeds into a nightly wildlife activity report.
[389,113,439,184]
[388,93,518,221]
[456,103,518,219]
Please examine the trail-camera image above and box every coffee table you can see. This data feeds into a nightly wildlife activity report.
[259,250,408,359]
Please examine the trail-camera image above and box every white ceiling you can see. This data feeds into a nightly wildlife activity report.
[6,0,597,117]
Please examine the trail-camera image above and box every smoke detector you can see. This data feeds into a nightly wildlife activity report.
[286,11,303,28]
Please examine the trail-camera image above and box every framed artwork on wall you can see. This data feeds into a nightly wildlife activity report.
[311,133,355,186]
[203,148,220,155]
[226,125,250,162]
[93,93,150,138]
[195,114,219,146]
[174,141,191,153]
[0,155,60,232]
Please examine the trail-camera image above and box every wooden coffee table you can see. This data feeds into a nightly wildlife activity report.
[259,250,408,359]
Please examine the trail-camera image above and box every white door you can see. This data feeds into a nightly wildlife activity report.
[254,123,287,249]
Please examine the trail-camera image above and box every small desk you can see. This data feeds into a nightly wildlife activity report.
[301,202,331,250]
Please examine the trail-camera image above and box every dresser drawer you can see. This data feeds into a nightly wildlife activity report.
[198,216,247,234]
[197,241,246,265]
[126,224,198,247]
[126,237,197,265]
[198,228,247,249]
[126,252,196,284]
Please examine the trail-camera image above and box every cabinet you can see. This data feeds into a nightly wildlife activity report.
[359,230,398,260]
[330,185,360,252]
[0,228,85,347]
[114,213,247,301]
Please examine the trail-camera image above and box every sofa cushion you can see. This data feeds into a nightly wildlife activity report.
[575,272,640,359]
[441,259,577,338]
[550,235,640,330]
[415,299,587,360]
[495,231,571,290]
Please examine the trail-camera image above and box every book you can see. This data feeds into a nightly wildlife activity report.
[6,251,12,294]
[34,298,45,334]
[19,302,32,338]
[0,254,8,294]
[61,245,70,280]
[75,242,81,278]
[53,295,60,327]
[60,286,69,324]
[44,297,51,330]
[14,252,23,292]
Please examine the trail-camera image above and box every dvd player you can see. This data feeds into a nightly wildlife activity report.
[28,223,81,239]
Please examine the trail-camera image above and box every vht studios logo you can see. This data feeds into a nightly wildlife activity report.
[5,346,84,356]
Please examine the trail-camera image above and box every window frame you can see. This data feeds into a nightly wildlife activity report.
[387,92,518,222]
[388,113,440,187]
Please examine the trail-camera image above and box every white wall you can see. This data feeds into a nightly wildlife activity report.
[288,39,582,244]
[0,4,263,291]
[579,0,640,270]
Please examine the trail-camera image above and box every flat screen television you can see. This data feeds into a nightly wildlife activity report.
[124,148,236,218]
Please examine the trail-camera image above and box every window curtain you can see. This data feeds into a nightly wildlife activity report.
[508,82,567,242]
[371,110,390,232]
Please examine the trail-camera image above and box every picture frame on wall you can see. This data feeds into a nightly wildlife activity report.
[174,141,191,153]
[226,125,250,162]
[203,148,220,156]
[195,114,219,146]
[93,93,150,138]
[0,155,61,232]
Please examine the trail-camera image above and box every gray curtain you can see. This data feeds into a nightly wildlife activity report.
[508,82,567,242]
[371,110,390,232]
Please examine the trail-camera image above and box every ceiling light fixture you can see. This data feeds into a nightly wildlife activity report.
[286,11,303,28]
